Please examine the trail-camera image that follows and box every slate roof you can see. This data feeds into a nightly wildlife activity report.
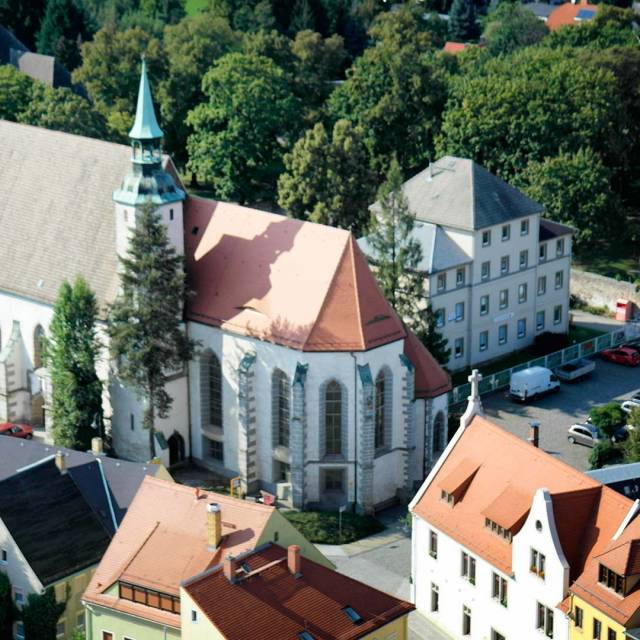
[0,437,166,530]
[539,218,574,241]
[183,543,414,640]
[0,459,111,586]
[391,156,544,231]
[522,2,555,19]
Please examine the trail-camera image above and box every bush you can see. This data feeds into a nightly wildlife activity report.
[282,510,385,544]
[532,331,569,356]
[589,402,625,437]
[589,441,621,469]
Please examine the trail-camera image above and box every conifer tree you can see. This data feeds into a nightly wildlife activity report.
[48,277,102,450]
[448,0,479,42]
[22,588,66,640]
[107,204,196,459]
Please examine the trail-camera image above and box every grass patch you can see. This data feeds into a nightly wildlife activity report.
[282,509,385,544]
[186,0,209,15]
[575,249,640,281]
[568,325,605,344]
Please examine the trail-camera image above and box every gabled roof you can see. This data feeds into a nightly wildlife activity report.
[0,458,111,586]
[402,329,452,398]
[443,41,468,54]
[185,197,406,352]
[397,156,544,231]
[183,543,414,640]
[83,476,275,627]
[547,2,598,30]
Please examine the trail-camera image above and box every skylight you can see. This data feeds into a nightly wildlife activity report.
[342,606,363,624]
[298,632,315,640]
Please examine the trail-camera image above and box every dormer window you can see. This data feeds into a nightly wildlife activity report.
[441,489,454,505]
[484,518,512,543]
[598,564,624,595]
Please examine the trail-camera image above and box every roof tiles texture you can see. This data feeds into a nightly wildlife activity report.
[547,2,598,30]
[184,543,414,640]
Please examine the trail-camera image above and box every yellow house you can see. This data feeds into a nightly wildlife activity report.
[180,543,413,640]
[568,594,628,640]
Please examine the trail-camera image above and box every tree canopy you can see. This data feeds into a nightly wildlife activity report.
[448,0,479,42]
[483,3,548,56]
[0,65,35,122]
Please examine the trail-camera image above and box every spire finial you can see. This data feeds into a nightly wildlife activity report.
[460,369,483,429]
[128,56,163,140]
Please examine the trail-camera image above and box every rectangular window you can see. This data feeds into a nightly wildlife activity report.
[557,238,565,256]
[598,565,624,595]
[462,605,471,636]
[169,208,174,221]
[539,243,547,262]
[76,612,85,630]
[519,250,528,270]
[482,230,491,247]
[502,224,510,241]
[554,305,562,325]
[429,530,438,559]
[461,552,476,584]
[324,469,344,492]
[537,603,554,638]
[455,302,465,322]
[521,219,529,236]
[492,572,508,607]
[499,289,509,310]
[431,583,439,612]
[14,588,23,607]
[191,609,198,622]
[501,255,509,275]
[479,331,488,352]
[16,623,25,640]
[607,629,616,640]
[538,276,546,296]
[454,338,464,359]
[531,548,546,577]
[437,273,446,292]
[456,268,465,287]
[575,606,583,629]
[441,489,454,505]
[498,324,508,345]
[56,622,65,639]
[518,283,527,304]
[481,261,490,281]
[517,318,526,339]
[435,308,445,328]
[0,549,6,563]
[480,295,489,316]
[593,619,602,640]
[536,311,545,332]
[210,440,224,461]
[555,270,563,289]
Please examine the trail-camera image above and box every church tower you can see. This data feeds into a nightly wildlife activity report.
[113,59,185,258]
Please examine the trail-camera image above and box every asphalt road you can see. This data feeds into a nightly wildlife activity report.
[482,357,640,470]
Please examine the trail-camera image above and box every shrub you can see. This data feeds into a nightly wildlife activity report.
[282,510,384,544]
[589,402,625,437]
[589,441,621,469]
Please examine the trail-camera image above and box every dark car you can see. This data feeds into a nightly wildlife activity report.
[0,423,34,439]
[601,347,640,367]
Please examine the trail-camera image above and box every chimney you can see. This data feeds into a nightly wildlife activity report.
[287,545,302,578]
[529,421,540,448]
[207,503,222,550]
[54,451,66,474]
[223,554,237,583]
[91,437,104,456]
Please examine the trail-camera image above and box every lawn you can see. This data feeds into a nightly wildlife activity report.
[186,0,208,15]
[282,509,385,544]
[575,248,640,281]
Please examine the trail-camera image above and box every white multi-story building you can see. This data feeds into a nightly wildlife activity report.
[0,64,451,512]
[363,158,574,370]
[409,372,640,640]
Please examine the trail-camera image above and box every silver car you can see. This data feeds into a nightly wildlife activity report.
[567,423,627,447]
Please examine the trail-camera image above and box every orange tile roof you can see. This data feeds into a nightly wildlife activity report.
[439,457,480,498]
[184,197,406,352]
[183,543,414,640]
[83,476,274,627]
[403,328,452,398]
[547,1,598,30]
[482,485,531,531]
[443,41,467,54]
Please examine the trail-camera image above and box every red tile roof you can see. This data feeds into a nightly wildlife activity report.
[184,197,407,352]
[547,1,598,30]
[183,544,414,640]
[482,485,531,532]
[443,41,467,54]
[403,329,452,398]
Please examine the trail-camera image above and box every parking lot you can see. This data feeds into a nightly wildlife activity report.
[482,358,640,471]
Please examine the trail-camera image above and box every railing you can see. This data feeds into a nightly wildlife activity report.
[449,324,640,406]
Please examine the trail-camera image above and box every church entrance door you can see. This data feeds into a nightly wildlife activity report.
[168,432,185,467]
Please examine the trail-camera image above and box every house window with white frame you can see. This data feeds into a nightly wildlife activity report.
[536,602,554,638]
[517,318,526,339]
[593,619,602,640]
[539,243,547,262]
[481,261,490,281]
[521,219,529,235]
[492,572,508,607]
[431,583,439,612]
[498,324,508,345]
[461,552,476,584]
[462,605,472,636]
[480,295,489,316]
[536,311,545,332]
[554,305,562,325]
[556,238,565,256]
[482,230,491,247]
[519,250,528,270]
[501,255,509,275]
[502,224,510,241]
[13,588,23,607]
[429,530,438,558]
[437,273,446,292]
[456,268,465,287]
[455,302,465,322]
[518,283,527,303]
[499,289,509,309]
[555,270,563,289]
[454,338,464,359]
[531,548,546,578]
[435,308,445,328]
[538,276,546,296]
[479,331,488,352]
[191,609,198,622]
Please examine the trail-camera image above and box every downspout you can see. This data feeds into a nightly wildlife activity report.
[350,352,358,510]
[185,322,193,461]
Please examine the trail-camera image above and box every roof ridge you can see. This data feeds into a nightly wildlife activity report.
[349,236,366,350]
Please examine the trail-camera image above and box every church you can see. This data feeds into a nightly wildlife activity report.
[0,63,450,512]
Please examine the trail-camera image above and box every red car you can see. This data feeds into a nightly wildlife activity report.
[0,423,34,439]
[601,347,640,367]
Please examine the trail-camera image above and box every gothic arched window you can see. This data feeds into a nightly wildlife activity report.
[272,369,290,448]
[33,325,45,369]
[375,368,392,450]
[200,350,222,430]
[324,380,343,456]
[433,411,446,455]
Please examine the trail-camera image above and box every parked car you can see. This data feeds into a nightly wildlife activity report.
[632,391,640,403]
[567,423,628,447]
[621,400,640,414]
[0,423,33,439]
[600,347,640,367]
[622,343,640,355]
[509,367,560,402]
[554,358,595,382]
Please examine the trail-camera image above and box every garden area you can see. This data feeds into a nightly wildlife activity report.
[588,403,640,470]
[282,509,385,544]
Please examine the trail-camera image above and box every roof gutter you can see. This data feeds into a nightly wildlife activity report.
[97,458,118,532]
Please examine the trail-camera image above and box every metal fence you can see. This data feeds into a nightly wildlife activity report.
[449,324,640,406]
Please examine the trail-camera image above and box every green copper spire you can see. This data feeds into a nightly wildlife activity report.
[129,58,163,140]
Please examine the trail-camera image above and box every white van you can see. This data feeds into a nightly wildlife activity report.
[509,366,560,402]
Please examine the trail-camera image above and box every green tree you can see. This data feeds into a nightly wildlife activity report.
[73,26,166,141]
[289,0,316,33]
[588,402,625,438]
[18,85,108,139]
[36,0,95,70]
[416,305,451,365]
[22,588,66,640]
[242,29,295,71]
[448,0,479,41]
[366,158,424,326]
[0,0,46,49]
[628,407,640,430]
[187,52,301,203]
[0,66,35,122]
[0,572,16,640]
[483,3,548,56]
[278,119,376,234]
[589,440,620,469]
[48,277,103,451]
[516,149,621,253]
[624,428,640,463]
[107,204,195,459]
[159,13,241,165]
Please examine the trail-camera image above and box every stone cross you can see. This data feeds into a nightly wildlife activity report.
[468,369,483,400]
